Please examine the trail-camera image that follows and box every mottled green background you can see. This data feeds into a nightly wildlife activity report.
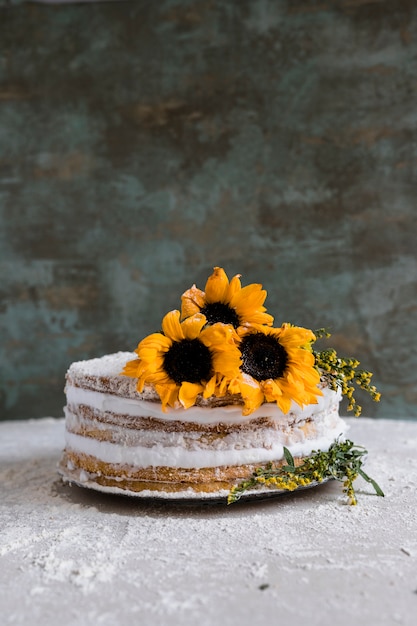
[1,0,416,420]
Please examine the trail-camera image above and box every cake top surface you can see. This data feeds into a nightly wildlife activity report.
[67,351,135,379]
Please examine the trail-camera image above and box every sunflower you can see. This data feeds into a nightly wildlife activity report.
[228,323,322,415]
[181,267,273,332]
[122,310,242,410]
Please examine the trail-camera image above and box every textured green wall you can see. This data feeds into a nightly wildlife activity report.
[1,0,416,420]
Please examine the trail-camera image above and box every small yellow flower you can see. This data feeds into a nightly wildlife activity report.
[122,310,242,410]
[181,267,273,332]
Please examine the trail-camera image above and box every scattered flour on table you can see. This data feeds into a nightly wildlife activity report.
[1,418,417,626]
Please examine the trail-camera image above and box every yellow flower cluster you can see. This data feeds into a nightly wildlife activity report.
[257,474,315,491]
[122,267,323,413]
[313,346,381,416]
[122,267,380,415]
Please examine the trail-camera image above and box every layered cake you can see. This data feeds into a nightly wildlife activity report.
[60,267,381,501]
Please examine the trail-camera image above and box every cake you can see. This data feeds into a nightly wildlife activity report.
[60,267,381,502]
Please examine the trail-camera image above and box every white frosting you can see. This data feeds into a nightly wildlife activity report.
[67,351,136,378]
[66,384,342,425]
[64,401,343,449]
[65,419,348,469]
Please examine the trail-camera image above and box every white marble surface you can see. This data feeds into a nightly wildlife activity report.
[1,417,417,626]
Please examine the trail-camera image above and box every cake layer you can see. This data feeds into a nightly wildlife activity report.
[60,450,309,493]
[65,382,342,425]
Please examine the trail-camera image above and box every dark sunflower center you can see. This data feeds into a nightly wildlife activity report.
[240,333,288,381]
[163,339,213,384]
[200,302,240,328]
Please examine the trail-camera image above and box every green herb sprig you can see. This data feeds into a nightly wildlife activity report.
[313,329,381,416]
[227,439,384,505]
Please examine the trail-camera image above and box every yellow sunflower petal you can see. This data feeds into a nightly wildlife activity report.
[280,377,303,401]
[243,311,274,326]
[231,283,264,308]
[136,333,171,374]
[231,284,274,327]
[228,376,242,396]
[161,310,184,342]
[179,382,205,409]
[289,361,320,386]
[181,285,205,319]
[233,373,265,415]
[138,368,170,387]
[200,323,242,377]
[155,381,179,411]
[227,274,242,300]
[138,333,172,354]
[202,374,218,398]
[276,394,292,414]
[279,324,316,349]
[121,358,140,378]
[305,387,323,403]
[212,349,242,378]
[287,348,316,365]
[200,322,240,350]
[262,378,283,401]
[138,355,166,376]
[205,267,229,303]
[242,391,265,415]
[138,347,165,369]
[238,322,272,338]
[279,379,308,409]
[181,313,207,340]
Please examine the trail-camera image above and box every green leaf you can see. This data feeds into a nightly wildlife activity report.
[283,447,295,468]
[358,469,385,497]
[369,478,385,497]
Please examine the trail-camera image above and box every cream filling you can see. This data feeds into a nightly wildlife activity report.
[65,403,342,451]
[65,384,342,425]
[65,417,348,469]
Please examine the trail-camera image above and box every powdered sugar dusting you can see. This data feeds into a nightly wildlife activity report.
[1,417,417,626]
[67,351,136,378]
